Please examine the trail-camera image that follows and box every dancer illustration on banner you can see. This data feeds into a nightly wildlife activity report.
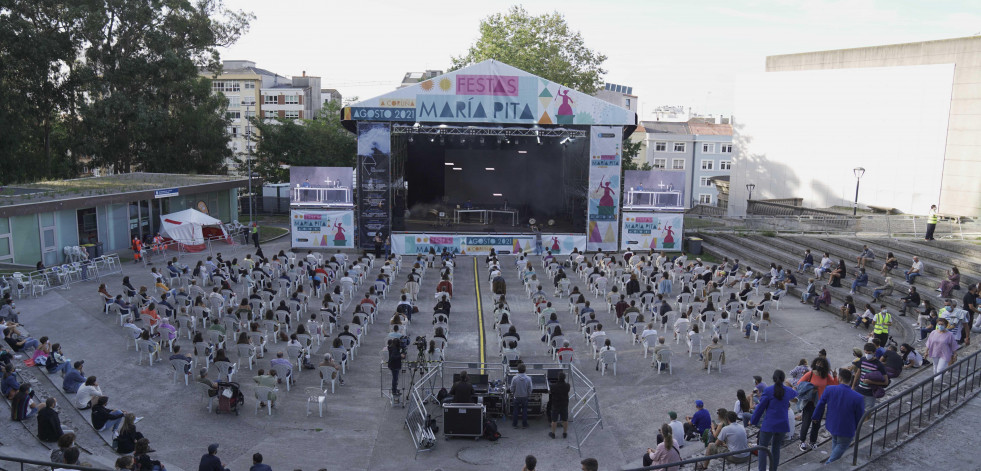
[333,222,346,246]
[551,237,560,252]
[662,225,676,249]
[596,177,617,217]
[556,89,574,124]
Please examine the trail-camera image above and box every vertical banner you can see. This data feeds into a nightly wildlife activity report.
[290,210,355,249]
[620,212,684,252]
[587,125,622,251]
[357,122,391,249]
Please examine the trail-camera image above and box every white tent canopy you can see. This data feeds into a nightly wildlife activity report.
[160,208,228,250]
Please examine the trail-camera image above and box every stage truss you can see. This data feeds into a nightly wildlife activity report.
[393,124,587,140]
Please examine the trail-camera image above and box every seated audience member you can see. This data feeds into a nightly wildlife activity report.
[75,376,102,409]
[38,397,71,442]
[701,411,751,469]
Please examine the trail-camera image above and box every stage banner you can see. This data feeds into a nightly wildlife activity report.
[357,122,391,249]
[619,212,683,252]
[290,210,355,249]
[623,170,685,211]
[345,60,636,127]
[587,125,622,252]
[391,233,586,256]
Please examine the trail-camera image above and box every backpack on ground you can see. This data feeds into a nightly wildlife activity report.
[483,418,501,441]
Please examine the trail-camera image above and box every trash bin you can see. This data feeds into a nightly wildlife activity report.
[95,242,104,258]
[82,244,97,259]
[686,237,703,255]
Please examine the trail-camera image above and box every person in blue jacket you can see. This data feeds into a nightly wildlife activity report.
[811,369,866,464]
[751,369,798,471]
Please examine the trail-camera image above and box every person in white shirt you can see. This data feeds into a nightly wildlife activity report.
[815,254,832,279]
[905,256,925,284]
[640,324,659,344]
[74,376,102,409]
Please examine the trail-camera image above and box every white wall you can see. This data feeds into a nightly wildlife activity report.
[729,64,954,216]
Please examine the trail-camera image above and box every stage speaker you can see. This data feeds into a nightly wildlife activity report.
[443,403,485,437]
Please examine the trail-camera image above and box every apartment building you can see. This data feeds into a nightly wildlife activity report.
[260,73,322,121]
[643,120,733,208]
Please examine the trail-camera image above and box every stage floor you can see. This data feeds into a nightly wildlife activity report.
[401,217,582,234]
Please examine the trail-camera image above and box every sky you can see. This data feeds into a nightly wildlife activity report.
[217,0,981,120]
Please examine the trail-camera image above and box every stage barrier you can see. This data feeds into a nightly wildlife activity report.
[391,233,586,256]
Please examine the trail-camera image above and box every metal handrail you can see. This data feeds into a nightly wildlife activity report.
[0,454,111,471]
[851,346,981,465]
[621,445,773,471]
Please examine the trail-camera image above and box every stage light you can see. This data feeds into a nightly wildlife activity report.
[460,138,466,144]
[537,136,541,145]
[559,136,571,145]
[518,150,528,154]
[452,167,462,171]
[492,193,503,196]
[430,137,435,142]
[515,138,520,145]
[408,137,413,143]
[445,162,455,166]
[485,167,495,171]
[480,137,485,144]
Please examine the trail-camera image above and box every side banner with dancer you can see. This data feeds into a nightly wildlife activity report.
[587,125,622,251]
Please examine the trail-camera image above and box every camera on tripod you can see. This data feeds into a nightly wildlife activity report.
[414,335,428,352]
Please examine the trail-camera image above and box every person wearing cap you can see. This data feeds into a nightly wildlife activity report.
[62,361,86,394]
[686,400,711,441]
[198,443,229,471]
[656,411,685,448]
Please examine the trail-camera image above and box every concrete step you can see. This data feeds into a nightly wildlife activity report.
[815,236,981,282]
[698,233,915,344]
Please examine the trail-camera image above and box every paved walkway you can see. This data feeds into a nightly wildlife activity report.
[0,243,962,470]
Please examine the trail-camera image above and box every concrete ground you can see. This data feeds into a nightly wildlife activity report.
[0,239,968,471]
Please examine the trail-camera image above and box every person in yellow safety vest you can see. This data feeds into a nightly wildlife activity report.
[925,205,938,241]
[873,305,892,348]
[251,223,260,249]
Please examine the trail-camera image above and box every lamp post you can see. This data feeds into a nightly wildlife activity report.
[746,183,756,201]
[244,104,254,227]
[853,167,865,216]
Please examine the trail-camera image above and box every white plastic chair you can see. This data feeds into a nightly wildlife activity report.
[306,387,328,417]
[171,359,191,385]
[707,350,724,374]
[656,349,673,375]
[319,366,338,393]
[599,350,617,376]
[754,320,770,343]
[254,386,274,416]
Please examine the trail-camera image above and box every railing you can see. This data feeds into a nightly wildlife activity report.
[686,214,981,239]
[621,446,773,471]
[0,454,110,471]
[851,346,981,465]
[747,199,840,217]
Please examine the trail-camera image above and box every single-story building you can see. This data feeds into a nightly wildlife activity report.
[0,173,248,266]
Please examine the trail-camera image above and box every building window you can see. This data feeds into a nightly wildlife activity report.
[241,96,256,106]
[702,143,715,153]
[701,160,714,170]
[721,144,732,153]
[654,142,666,152]
[264,95,277,105]
[673,142,686,152]
[720,160,732,170]
[653,158,667,169]
[284,95,299,105]
[699,177,712,187]
[264,110,277,118]
[225,111,240,120]
[212,81,240,93]
[672,159,685,170]
[229,126,238,136]
[284,110,299,119]
[226,96,240,108]
[624,98,631,108]
[699,194,713,205]
[245,110,256,118]
[243,82,255,90]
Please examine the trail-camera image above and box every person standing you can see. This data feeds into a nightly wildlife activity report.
[796,357,838,452]
[373,233,384,259]
[250,223,260,249]
[386,339,403,401]
[925,204,938,241]
[750,369,798,471]
[811,369,865,464]
[872,305,892,347]
[852,343,888,412]
[510,363,532,428]
[925,318,958,374]
[198,443,229,471]
[548,371,571,439]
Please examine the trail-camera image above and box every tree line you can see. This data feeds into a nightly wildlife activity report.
[0,0,252,184]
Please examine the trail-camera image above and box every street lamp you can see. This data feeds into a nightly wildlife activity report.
[746,183,756,201]
[244,104,254,227]
[853,167,865,216]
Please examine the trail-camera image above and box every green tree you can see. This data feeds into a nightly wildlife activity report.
[621,139,651,172]
[250,100,357,183]
[73,0,252,174]
[450,6,607,93]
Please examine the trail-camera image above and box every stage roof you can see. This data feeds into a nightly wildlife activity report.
[342,60,637,134]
